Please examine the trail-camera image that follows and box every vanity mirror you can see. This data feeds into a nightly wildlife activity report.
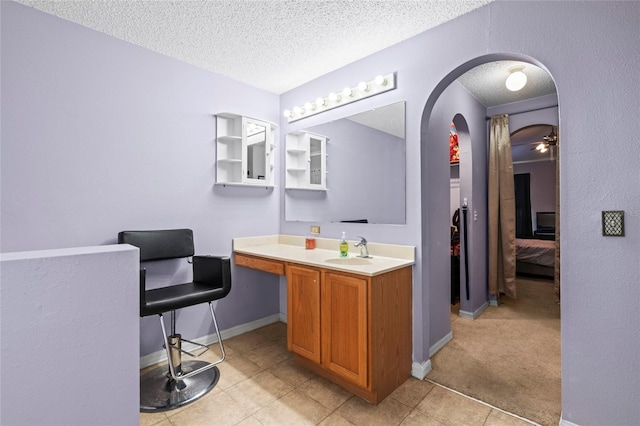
[285,102,406,224]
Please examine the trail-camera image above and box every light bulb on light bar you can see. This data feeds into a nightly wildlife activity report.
[374,75,387,86]
[284,72,395,122]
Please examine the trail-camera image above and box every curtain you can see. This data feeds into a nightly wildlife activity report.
[488,115,517,299]
[514,173,533,238]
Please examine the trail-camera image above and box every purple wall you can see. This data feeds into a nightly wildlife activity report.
[2,1,639,425]
[281,2,640,424]
[429,81,489,322]
[285,119,405,224]
[1,245,139,425]
[1,1,281,358]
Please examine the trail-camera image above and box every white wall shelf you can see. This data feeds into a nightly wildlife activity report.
[285,131,327,191]
[216,113,276,187]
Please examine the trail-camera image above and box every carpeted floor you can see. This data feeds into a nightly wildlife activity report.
[427,276,561,426]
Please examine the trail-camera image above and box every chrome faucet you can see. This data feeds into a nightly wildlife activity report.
[354,236,371,258]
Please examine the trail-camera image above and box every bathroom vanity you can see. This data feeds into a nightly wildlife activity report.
[233,235,414,404]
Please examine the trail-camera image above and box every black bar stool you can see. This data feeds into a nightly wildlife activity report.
[118,229,231,412]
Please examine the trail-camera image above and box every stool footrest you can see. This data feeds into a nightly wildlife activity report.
[165,337,209,359]
[158,302,226,382]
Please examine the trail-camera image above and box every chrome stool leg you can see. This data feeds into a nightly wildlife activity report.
[139,303,224,412]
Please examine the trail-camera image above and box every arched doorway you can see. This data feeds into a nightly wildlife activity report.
[420,55,561,425]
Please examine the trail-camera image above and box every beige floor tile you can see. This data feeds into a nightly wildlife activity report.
[253,389,332,425]
[268,357,315,387]
[200,339,240,361]
[146,419,172,426]
[139,411,168,426]
[388,377,435,408]
[400,410,447,426]
[225,370,294,413]
[337,394,412,426]
[234,415,264,426]
[215,354,265,390]
[415,386,491,426]
[165,391,250,426]
[318,412,356,426]
[484,409,535,426]
[224,331,273,354]
[243,339,292,369]
[297,376,354,411]
[254,321,287,341]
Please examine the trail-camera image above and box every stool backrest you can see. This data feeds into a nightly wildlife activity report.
[118,229,194,261]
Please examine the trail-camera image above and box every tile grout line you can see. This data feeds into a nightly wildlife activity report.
[424,379,541,426]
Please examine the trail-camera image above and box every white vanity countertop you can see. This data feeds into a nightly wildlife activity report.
[233,235,415,276]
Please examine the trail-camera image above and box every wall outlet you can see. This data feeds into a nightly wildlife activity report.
[310,225,321,235]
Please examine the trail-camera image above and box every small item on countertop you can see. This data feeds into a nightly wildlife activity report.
[339,231,349,257]
[305,235,316,249]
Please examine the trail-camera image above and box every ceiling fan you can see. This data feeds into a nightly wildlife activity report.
[530,127,558,153]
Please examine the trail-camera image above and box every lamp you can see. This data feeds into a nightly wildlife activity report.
[505,66,527,91]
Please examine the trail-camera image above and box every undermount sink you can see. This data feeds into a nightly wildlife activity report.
[325,257,372,266]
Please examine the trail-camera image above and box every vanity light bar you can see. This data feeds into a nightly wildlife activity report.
[284,73,396,122]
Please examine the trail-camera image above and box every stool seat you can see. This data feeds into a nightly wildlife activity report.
[143,281,230,317]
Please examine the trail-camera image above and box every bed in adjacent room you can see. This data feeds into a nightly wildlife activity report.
[516,237,556,278]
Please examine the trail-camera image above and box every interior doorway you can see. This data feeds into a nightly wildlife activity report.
[421,56,561,425]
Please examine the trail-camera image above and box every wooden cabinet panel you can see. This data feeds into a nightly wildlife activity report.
[282,262,412,405]
[286,265,321,363]
[322,272,368,388]
[234,253,284,275]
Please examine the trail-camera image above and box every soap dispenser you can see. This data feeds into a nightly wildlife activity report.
[339,231,349,258]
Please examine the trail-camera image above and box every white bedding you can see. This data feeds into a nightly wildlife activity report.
[515,238,556,268]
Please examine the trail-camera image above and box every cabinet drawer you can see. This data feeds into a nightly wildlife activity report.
[234,253,285,275]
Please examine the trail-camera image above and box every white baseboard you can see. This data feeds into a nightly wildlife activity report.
[140,313,282,368]
[459,301,489,319]
[411,359,432,380]
[559,415,580,426]
[429,331,453,357]
[279,312,287,324]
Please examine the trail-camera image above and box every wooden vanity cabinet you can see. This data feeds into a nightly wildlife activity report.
[286,263,412,404]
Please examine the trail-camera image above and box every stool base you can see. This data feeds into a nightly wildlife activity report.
[140,360,220,413]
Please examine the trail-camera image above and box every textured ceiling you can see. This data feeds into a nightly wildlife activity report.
[457,60,557,107]
[17,0,493,94]
[17,1,555,106]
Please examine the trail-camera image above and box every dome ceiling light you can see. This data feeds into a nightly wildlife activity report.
[505,66,527,92]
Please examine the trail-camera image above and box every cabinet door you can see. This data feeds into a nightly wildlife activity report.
[321,272,368,387]
[307,134,326,189]
[286,265,321,363]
